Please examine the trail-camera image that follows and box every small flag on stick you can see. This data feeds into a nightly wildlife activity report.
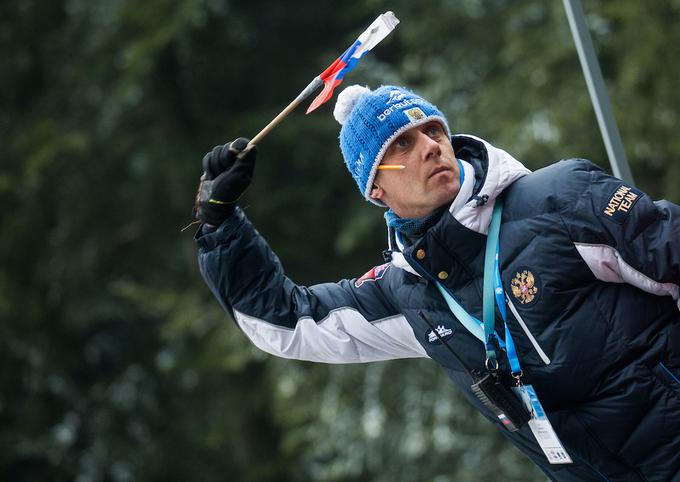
[306,11,400,113]
[248,11,399,148]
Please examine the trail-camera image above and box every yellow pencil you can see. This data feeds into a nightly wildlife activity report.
[377,165,406,170]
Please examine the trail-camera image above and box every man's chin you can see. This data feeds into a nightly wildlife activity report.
[434,187,459,210]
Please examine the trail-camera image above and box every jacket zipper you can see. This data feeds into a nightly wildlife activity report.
[658,362,680,385]
[505,295,551,365]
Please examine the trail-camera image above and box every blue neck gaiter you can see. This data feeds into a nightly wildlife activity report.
[384,205,448,239]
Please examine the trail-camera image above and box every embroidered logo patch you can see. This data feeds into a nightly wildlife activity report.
[511,269,540,305]
[425,324,455,345]
[602,184,643,224]
[354,263,390,288]
[404,107,425,123]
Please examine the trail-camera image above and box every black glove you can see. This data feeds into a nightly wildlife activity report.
[194,137,257,226]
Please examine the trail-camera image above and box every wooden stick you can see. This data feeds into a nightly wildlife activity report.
[247,77,323,149]
[248,98,300,147]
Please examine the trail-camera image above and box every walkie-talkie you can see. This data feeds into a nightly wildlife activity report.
[470,370,530,431]
[419,311,530,432]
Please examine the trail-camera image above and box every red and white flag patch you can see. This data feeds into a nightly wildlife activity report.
[354,263,390,288]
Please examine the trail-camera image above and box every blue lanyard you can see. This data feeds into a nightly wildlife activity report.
[483,200,521,375]
[494,244,522,375]
[435,284,505,349]
[436,200,522,376]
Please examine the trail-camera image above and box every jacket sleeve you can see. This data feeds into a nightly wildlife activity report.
[557,160,680,308]
[195,208,428,363]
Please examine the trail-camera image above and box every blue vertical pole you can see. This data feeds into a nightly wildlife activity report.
[562,0,634,184]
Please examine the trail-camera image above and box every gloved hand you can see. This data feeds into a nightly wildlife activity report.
[194,137,257,226]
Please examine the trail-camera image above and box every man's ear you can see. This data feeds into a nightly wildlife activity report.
[369,184,384,202]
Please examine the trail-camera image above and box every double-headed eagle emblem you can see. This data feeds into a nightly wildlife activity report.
[511,270,538,304]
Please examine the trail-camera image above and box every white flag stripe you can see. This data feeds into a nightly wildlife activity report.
[351,11,400,59]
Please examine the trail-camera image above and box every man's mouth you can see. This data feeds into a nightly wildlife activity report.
[428,166,451,178]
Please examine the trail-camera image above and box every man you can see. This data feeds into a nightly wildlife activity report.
[194,85,680,481]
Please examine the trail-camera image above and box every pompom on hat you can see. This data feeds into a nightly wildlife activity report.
[333,85,451,206]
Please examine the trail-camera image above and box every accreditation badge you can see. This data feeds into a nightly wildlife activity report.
[511,384,573,464]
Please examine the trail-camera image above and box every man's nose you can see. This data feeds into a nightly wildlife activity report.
[419,131,441,160]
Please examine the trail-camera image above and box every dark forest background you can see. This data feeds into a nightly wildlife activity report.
[2,1,679,480]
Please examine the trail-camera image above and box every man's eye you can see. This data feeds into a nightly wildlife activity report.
[395,136,409,148]
[426,125,441,137]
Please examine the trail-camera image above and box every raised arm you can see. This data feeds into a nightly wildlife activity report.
[193,140,427,363]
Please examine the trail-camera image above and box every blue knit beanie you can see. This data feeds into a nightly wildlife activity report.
[333,85,451,206]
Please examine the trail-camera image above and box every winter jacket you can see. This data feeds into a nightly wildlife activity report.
[196,134,680,481]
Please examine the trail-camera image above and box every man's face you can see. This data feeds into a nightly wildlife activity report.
[370,121,460,218]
